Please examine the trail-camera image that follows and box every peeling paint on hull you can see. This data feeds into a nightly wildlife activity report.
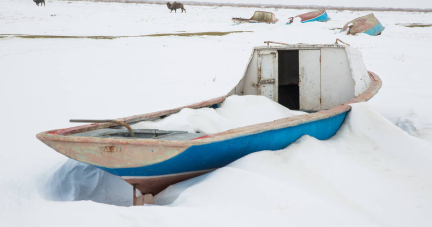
[98,112,346,194]
[37,72,381,195]
[363,21,385,36]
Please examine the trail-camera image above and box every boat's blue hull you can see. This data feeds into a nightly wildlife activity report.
[342,13,385,36]
[364,21,385,36]
[100,111,347,177]
[303,11,331,23]
[286,11,331,25]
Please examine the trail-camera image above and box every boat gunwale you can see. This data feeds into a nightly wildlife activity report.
[42,96,226,136]
[36,72,382,147]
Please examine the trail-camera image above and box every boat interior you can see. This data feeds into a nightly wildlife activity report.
[72,128,206,140]
[278,50,300,110]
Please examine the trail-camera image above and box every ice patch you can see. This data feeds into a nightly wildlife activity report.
[43,160,133,206]
[395,118,418,136]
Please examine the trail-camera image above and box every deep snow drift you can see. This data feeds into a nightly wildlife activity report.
[156,103,432,227]
[1,0,432,226]
[7,103,432,227]
[131,95,306,133]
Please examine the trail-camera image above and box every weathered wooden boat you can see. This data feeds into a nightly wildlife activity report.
[342,13,385,36]
[232,11,278,24]
[37,41,381,205]
[286,9,330,25]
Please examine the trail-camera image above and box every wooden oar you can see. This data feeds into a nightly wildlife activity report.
[70,119,135,137]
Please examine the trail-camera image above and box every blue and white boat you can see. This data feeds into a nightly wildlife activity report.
[342,13,385,36]
[286,9,330,25]
[37,41,381,205]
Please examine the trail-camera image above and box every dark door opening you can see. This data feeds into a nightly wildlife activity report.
[278,50,299,110]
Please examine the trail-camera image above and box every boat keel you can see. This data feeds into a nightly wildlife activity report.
[133,184,154,206]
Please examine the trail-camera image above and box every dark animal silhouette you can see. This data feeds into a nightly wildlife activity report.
[166,2,186,13]
[33,0,45,6]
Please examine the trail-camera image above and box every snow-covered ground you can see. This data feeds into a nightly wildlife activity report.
[1,0,432,226]
[157,0,432,10]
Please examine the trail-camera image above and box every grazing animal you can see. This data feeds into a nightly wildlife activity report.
[33,0,45,6]
[166,2,186,13]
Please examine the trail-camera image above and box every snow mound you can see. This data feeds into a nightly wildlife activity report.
[156,103,432,226]
[131,95,306,133]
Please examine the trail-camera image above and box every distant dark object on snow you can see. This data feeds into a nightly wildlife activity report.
[396,23,432,28]
[33,0,45,6]
[166,2,186,13]
[232,11,278,24]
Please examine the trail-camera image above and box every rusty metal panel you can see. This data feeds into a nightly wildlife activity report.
[260,79,275,84]
[299,50,321,111]
[258,50,278,102]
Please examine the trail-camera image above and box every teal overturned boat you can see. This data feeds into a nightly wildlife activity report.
[342,13,385,36]
[286,9,330,25]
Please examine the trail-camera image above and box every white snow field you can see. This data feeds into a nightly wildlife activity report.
[157,0,432,10]
[1,0,432,226]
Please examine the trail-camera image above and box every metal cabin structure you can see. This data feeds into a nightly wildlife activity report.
[229,43,371,112]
